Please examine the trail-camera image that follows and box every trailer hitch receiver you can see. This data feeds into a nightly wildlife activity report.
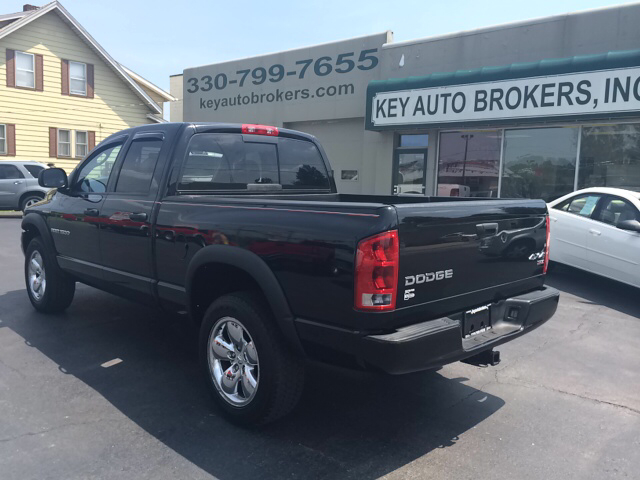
[462,349,501,367]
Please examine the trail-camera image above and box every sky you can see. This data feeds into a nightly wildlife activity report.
[6,0,640,97]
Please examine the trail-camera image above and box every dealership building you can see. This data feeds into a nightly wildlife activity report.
[170,3,640,200]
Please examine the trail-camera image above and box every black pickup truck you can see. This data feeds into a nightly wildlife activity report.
[22,122,559,425]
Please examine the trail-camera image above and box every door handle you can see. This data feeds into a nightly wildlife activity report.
[129,212,148,222]
[589,228,601,236]
[14,181,23,185]
[476,222,499,236]
[550,216,558,222]
[84,208,99,216]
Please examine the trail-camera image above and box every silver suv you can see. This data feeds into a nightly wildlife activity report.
[0,161,51,211]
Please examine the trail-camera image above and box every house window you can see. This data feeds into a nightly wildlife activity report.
[76,131,88,158]
[69,61,87,95]
[16,51,35,88]
[58,129,71,157]
[0,125,6,154]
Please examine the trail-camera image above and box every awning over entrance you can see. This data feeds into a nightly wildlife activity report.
[366,49,640,131]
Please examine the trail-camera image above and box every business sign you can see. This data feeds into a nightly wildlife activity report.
[183,32,390,124]
[369,66,640,128]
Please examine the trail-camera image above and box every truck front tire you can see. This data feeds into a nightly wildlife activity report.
[25,237,75,313]
[199,292,305,426]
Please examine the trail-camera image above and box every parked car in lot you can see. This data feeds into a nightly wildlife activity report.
[548,187,640,288]
[21,122,559,425]
[0,161,49,211]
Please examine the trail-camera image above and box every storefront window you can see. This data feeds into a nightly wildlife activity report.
[437,131,501,197]
[501,127,578,202]
[579,124,640,190]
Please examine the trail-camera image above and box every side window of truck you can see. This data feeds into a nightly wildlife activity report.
[115,137,164,193]
[74,143,122,193]
[277,137,330,189]
[179,133,278,191]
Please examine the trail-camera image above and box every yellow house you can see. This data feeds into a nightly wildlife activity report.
[0,1,174,172]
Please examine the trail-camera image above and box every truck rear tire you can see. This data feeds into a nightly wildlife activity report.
[25,237,75,313]
[199,292,305,426]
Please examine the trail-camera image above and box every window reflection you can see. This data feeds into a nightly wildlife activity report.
[579,124,640,190]
[396,153,425,194]
[438,131,501,197]
[501,127,578,202]
[394,134,428,195]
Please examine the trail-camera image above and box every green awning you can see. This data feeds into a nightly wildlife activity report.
[366,48,640,131]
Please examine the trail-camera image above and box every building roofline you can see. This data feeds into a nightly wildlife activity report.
[146,113,167,123]
[121,65,175,102]
[0,1,162,114]
[383,2,640,50]
[0,11,29,22]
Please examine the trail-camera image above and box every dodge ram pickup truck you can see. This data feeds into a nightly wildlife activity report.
[22,122,559,425]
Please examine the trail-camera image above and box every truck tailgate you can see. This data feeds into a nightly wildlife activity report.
[395,199,548,314]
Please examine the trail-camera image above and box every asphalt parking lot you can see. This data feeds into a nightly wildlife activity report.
[0,217,639,480]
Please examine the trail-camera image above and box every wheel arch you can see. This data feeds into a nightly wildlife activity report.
[21,213,55,256]
[186,245,303,354]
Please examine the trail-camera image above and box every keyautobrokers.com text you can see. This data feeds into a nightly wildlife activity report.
[199,84,355,111]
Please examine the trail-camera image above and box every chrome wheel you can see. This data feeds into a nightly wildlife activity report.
[24,197,41,209]
[207,317,259,406]
[28,250,46,301]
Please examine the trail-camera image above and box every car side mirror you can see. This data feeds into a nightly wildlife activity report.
[39,168,68,189]
[617,219,640,233]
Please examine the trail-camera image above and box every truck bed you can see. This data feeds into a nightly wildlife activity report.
[159,193,548,333]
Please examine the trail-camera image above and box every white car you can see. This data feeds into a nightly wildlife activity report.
[548,187,640,288]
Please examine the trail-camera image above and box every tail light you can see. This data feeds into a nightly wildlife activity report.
[242,124,279,136]
[543,215,551,274]
[355,230,399,311]
[450,188,459,197]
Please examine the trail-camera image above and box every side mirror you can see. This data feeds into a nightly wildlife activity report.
[617,219,640,233]
[39,168,68,189]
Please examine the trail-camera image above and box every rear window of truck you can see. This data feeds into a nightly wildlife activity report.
[178,133,331,192]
